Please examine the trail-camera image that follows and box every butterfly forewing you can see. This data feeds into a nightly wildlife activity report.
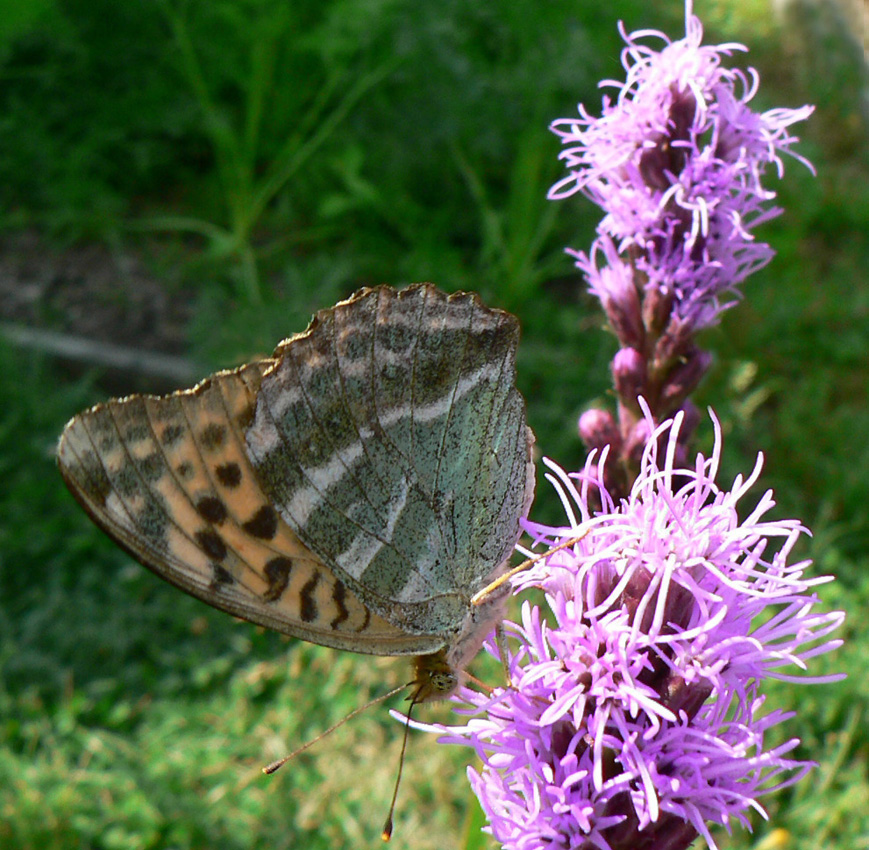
[57,360,441,656]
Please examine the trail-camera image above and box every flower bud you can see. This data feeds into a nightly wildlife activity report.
[578,408,620,452]
[612,347,648,409]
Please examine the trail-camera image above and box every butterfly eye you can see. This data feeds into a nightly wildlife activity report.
[429,670,459,696]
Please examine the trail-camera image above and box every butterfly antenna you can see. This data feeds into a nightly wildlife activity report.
[263,683,406,775]
[470,531,589,606]
[381,690,419,842]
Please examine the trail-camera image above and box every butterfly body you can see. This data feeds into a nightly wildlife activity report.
[58,284,534,698]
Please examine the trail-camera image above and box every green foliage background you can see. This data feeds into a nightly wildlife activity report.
[0,0,866,848]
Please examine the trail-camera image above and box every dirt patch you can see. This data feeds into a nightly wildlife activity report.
[0,230,192,355]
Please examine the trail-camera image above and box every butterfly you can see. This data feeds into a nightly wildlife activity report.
[57,283,535,702]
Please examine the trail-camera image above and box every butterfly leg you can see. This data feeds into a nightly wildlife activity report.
[494,621,514,689]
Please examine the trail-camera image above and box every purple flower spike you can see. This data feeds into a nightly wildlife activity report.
[550,8,814,332]
[545,3,817,502]
[433,411,844,850]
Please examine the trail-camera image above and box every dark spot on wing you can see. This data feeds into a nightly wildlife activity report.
[242,505,278,540]
[195,528,227,561]
[212,563,234,586]
[300,573,319,623]
[331,580,349,629]
[161,424,185,446]
[215,462,242,488]
[114,463,141,498]
[200,423,227,451]
[137,452,165,483]
[263,556,293,602]
[196,495,228,524]
[124,424,150,443]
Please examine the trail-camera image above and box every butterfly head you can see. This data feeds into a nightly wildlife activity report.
[411,650,460,702]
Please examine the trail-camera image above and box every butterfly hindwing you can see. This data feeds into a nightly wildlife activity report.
[245,285,535,636]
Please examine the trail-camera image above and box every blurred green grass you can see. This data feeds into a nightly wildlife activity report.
[0,0,866,848]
